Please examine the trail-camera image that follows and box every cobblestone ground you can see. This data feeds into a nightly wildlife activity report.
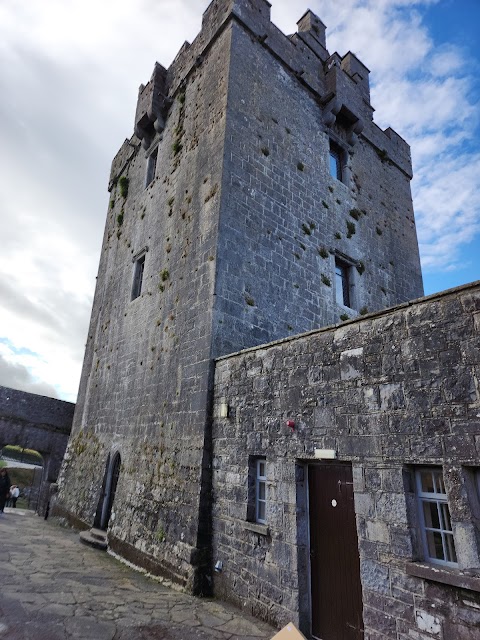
[0,509,275,640]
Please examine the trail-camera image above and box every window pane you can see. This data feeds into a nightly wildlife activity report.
[335,260,350,307]
[434,471,446,495]
[445,533,457,563]
[420,470,435,493]
[257,500,266,522]
[440,503,453,532]
[258,481,266,501]
[258,461,265,478]
[146,149,157,187]
[423,501,441,529]
[426,530,445,561]
[329,151,340,180]
[132,255,145,300]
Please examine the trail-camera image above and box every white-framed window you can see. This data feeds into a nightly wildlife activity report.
[131,254,146,300]
[255,458,267,524]
[416,468,457,567]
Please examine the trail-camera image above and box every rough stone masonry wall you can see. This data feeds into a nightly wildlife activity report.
[212,282,480,638]
[56,21,233,591]
[212,6,423,357]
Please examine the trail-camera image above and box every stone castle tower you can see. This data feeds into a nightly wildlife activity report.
[56,0,423,594]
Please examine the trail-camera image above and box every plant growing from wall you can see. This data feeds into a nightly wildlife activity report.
[349,208,361,220]
[244,293,255,306]
[360,306,369,315]
[172,90,186,165]
[356,261,365,275]
[158,268,169,292]
[119,176,129,199]
[346,221,356,238]
[340,313,349,321]
[375,148,388,162]
[318,247,329,259]
[321,274,331,287]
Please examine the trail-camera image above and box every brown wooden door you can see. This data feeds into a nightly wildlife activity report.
[308,463,363,640]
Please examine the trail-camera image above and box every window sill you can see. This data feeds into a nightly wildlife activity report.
[406,562,480,593]
[244,521,270,536]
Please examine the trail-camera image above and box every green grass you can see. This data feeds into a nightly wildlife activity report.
[2,445,42,465]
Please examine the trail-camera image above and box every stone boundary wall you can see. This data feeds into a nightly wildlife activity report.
[0,386,74,515]
[0,386,74,432]
[211,282,480,638]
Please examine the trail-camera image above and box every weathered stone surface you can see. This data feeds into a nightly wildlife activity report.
[0,511,274,639]
[212,283,480,637]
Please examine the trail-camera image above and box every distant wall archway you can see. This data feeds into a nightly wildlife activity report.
[0,386,74,516]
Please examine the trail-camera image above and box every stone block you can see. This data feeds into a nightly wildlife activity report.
[414,609,442,636]
[361,560,391,594]
[366,520,390,543]
[379,383,405,411]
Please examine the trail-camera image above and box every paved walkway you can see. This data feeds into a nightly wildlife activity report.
[0,509,275,640]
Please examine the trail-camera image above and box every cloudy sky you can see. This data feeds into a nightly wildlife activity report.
[0,0,479,402]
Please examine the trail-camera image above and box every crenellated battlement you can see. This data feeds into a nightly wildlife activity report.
[131,0,410,179]
[134,63,170,150]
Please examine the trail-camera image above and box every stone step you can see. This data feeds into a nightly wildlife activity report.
[79,529,108,551]
[89,527,108,541]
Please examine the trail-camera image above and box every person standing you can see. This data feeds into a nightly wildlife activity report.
[0,468,11,514]
[10,485,20,508]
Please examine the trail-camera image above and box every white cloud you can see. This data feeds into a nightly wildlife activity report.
[0,344,60,399]
[311,0,479,279]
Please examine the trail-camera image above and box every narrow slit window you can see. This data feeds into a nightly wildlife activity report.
[329,142,343,181]
[145,148,158,187]
[131,254,145,300]
[335,258,351,308]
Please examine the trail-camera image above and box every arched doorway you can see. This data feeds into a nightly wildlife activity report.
[0,444,44,512]
[93,452,121,531]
